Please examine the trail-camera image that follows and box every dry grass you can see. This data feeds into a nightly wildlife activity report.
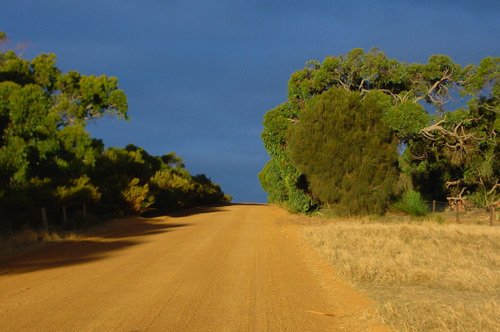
[0,228,80,259]
[0,216,142,259]
[299,214,500,332]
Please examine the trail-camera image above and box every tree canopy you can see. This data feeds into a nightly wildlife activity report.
[260,48,500,218]
[289,88,398,215]
[0,32,231,230]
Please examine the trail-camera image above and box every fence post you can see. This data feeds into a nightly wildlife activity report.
[41,207,48,230]
[433,200,436,213]
[455,202,460,223]
[63,205,68,225]
[490,205,494,226]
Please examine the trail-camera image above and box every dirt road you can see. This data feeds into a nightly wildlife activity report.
[0,204,388,331]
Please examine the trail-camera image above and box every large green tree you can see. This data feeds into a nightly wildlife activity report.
[259,102,315,212]
[261,48,500,216]
[0,32,129,227]
[0,34,128,191]
[0,32,232,230]
[288,88,398,215]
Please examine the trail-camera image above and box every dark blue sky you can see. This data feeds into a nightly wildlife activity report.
[2,1,500,202]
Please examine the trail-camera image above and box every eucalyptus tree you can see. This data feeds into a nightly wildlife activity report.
[0,32,128,192]
[0,31,128,226]
[1,31,232,228]
[261,47,500,217]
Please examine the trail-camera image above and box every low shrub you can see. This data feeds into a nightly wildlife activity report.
[393,190,429,216]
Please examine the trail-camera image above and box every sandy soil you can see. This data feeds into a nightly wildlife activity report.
[0,204,390,331]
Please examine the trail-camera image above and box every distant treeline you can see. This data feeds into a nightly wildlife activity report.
[0,31,231,231]
[260,48,500,220]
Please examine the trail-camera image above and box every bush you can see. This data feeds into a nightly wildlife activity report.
[121,178,155,214]
[288,88,399,215]
[393,190,429,216]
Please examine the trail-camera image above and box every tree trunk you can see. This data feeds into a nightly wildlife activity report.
[63,205,68,225]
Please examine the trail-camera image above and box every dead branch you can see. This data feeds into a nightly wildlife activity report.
[421,119,446,139]
[446,180,461,187]
[487,180,500,196]
[447,187,466,201]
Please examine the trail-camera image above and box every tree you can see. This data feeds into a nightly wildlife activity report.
[261,47,500,217]
[259,102,315,212]
[0,31,128,227]
[288,88,398,215]
[0,31,232,229]
[263,48,412,212]
[0,32,128,192]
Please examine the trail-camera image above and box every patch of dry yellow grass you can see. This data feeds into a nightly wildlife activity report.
[301,219,500,332]
[0,228,79,258]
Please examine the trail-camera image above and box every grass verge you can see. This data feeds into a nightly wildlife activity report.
[0,228,80,259]
[299,214,500,332]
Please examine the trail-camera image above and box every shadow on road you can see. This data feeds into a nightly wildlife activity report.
[0,204,251,275]
[0,218,190,275]
[232,203,268,206]
[163,204,231,218]
[141,203,267,219]
[101,219,189,239]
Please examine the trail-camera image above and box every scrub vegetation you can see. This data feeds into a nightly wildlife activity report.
[260,48,500,222]
[0,227,79,258]
[0,31,231,234]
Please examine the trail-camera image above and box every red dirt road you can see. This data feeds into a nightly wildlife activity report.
[0,204,389,331]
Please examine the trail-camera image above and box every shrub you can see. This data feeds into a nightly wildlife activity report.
[121,178,155,214]
[288,88,398,215]
[393,190,429,216]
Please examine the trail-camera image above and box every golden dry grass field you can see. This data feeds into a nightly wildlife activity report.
[297,210,500,332]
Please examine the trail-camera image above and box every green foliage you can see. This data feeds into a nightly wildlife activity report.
[261,102,296,157]
[383,101,430,140]
[191,174,232,205]
[261,48,500,216]
[160,151,185,169]
[0,31,231,230]
[91,146,231,217]
[121,178,154,215]
[148,167,231,213]
[288,87,399,215]
[55,175,101,205]
[0,36,128,192]
[259,102,315,212]
[150,168,192,211]
[393,190,429,216]
[258,158,287,203]
[0,82,59,188]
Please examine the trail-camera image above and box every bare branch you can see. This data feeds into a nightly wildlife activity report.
[487,180,500,196]
[446,179,461,187]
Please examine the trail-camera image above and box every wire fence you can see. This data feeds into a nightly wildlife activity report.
[424,200,449,213]
[424,199,489,224]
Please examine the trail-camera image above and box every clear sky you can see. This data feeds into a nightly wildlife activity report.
[2,0,500,203]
